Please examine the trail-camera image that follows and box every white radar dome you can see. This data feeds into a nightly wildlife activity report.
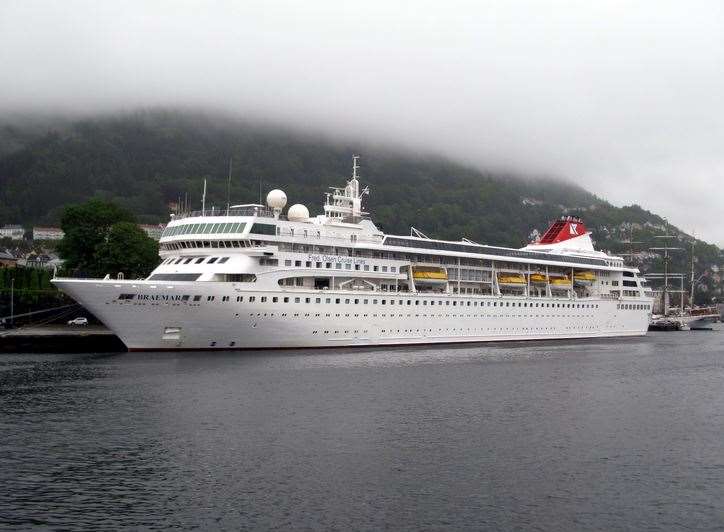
[287,204,310,221]
[266,189,287,210]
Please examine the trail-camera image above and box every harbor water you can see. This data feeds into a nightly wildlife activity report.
[1,332,723,530]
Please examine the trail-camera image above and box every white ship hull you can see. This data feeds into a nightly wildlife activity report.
[55,279,650,351]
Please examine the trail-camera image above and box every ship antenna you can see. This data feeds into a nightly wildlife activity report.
[226,157,233,215]
[352,154,360,181]
[202,178,207,216]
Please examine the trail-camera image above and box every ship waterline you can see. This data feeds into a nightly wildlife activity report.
[53,157,653,351]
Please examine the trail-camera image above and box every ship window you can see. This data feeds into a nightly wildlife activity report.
[236,296,243,302]
[249,296,255,302]
[283,297,289,303]
[272,297,278,302]
[316,262,322,268]
[218,257,229,264]
[355,264,360,270]
[226,274,256,282]
[382,266,388,272]
[325,298,331,303]
[326,263,332,269]
[345,264,351,270]
[373,266,379,272]
[305,298,311,303]
[306,261,312,268]
[193,295,201,301]
[202,224,213,234]
[183,258,193,264]
[335,263,341,269]
[335,298,340,304]
[295,261,302,267]
[208,257,218,264]
[364,265,370,271]
[261,297,267,302]
[295,297,301,303]
[148,273,202,281]
[174,258,184,264]
[250,223,276,235]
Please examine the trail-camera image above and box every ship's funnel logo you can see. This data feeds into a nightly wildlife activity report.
[537,217,587,245]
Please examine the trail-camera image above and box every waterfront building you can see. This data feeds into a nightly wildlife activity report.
[0,250,18,267]
[0,225,25,240]
[32,227,65,241]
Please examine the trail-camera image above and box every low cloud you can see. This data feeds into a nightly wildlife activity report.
[1,0,722,244]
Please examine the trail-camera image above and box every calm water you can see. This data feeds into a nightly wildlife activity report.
[1,332,724,531]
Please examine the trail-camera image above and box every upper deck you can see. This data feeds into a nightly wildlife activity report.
[159,158,629,273]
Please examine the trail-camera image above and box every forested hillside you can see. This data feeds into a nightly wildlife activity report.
[0,110,721,302]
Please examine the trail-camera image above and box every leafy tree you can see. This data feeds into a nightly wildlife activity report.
[56,200,157,278]
[57,199,135,275]
[94,222,159,279]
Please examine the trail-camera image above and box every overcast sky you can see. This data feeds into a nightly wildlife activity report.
[1,1,723,245]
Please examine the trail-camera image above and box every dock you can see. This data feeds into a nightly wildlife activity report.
[0,325,126,353]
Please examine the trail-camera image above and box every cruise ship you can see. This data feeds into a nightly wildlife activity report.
[53,157,653,350]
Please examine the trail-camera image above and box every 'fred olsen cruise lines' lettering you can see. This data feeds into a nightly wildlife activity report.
[53,156,653,351]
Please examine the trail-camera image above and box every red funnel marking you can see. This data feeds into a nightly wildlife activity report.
[538,218,587,244]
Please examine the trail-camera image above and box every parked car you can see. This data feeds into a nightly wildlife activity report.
[67,317,88,326]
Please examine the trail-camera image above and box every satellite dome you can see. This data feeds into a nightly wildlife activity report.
[287,204,310,221]
[266,189,287,209]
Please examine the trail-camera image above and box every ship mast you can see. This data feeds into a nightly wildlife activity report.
[689,239,696,307]
[650,220,682,315]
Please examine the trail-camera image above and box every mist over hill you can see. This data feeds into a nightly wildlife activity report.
[0,110,721,301]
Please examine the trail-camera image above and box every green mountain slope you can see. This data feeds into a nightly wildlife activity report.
[0,110,721,302]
